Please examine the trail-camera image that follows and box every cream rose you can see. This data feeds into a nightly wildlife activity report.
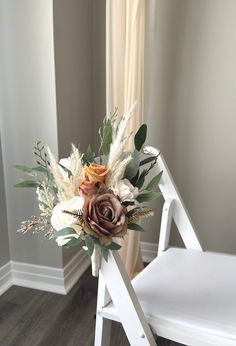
[51,196,84,231]
[112,179,139,201]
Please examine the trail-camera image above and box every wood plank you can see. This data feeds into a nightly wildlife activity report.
[0,267,184,345]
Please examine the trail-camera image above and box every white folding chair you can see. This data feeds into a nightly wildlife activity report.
[94,146,236,346]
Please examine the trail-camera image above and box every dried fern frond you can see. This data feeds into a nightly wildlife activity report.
[128,209,154,222]
[62,209,83,221]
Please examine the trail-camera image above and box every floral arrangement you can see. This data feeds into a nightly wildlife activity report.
[15,106,162,270]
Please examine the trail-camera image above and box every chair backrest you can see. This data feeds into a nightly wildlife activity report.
[95,147,203,346]
[143,146,202,254]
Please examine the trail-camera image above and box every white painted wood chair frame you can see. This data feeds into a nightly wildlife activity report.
[94,146,236,346]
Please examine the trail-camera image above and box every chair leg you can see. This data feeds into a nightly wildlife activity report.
[94,273,112,346]
[94,313,112,346]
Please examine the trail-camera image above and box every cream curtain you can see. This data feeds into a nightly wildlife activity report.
[106,0,145,278]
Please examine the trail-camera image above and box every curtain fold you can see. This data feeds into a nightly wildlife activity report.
[106,0,145,278]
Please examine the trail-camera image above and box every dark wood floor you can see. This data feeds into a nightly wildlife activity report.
[0,268,183,346]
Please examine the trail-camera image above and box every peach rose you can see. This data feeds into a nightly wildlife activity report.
[78,180,98,197]
[84,163,109,183]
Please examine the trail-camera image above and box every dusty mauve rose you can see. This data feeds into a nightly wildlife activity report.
[84,163,109,183]
[78,180,98,197]
[83,193,128,238]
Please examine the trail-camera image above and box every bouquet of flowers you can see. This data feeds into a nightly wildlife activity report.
[15,105,162,275]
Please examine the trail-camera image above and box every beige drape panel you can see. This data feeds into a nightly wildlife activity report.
[106,0,145,278]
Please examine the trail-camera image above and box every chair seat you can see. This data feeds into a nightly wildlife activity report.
[102,248,236,346]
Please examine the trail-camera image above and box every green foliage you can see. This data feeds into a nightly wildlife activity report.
[101,246,109,261]
[99,118,113,156]
[135,169,147,189]
[122,200,135,207]
[124,150,140,180]
[126,207,142,218]
[145,171,163,191]
[50,227,76,239]
[63,238,82,247]
[128,222,144,232]
[130,170,139,186]
[14,165,37,177]
[140,156,157,166]
[134,124,147,151]
[85,144,95,163]
[85,235,95,256]
[33,141,50,169]
[14,180,41,188]
[32,166,48,173]
[136,191,161,203]
[106,242,121,251]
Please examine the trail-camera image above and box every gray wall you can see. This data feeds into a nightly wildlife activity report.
[0,134,10,267]
[92,0,106,150]
[0,0,62,268]
[143,0,236,255]
[53,0,93,157]
[53,0,106,266]
[0,0,105,270]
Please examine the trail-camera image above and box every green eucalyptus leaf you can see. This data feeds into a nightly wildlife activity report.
[32,166,48,173]
[14,180,41,188]
[14,165,37,177]
[50,227,76,239]
[134,124,147,151]
[106,242,121,251]
[130,170,139,186]
[122,200,135,207]
[145,171,163,191]
[86,144,95,163]
[136,191,161,203]
[128,222,144,232]
[101,247,109,262]
[63,238,82,247]
[85,235,95,256]
[140,156,157,166]
[135,169,147,189]
[124,150,140,180]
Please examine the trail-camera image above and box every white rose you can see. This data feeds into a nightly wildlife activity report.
[112,179,139,201]
[51,196,84,231]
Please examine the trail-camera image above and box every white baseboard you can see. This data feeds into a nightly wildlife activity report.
[0,248,90,296]
[141,241,158,263]
[11,260,66,295]
[0,242,156,296]
[0,261,12,296]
